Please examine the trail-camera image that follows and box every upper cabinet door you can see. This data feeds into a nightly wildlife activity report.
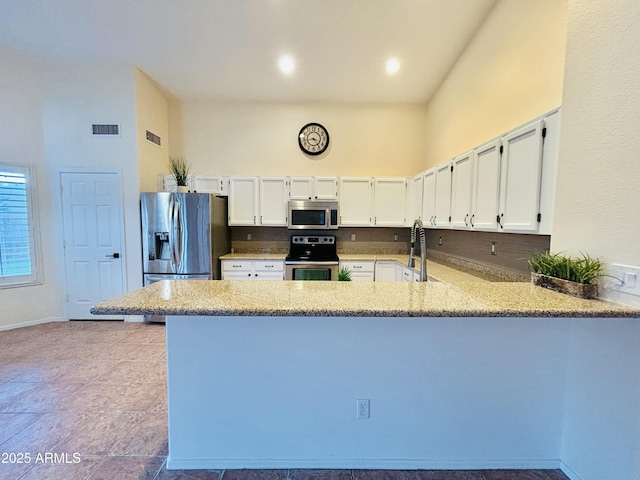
[193,175,229,195]
[410,174,424,222]
[289,177,314,200]
[472,140,502,230]
[434,162,453,228]
[373,177,407,226]
[339,177,373,226]
[498,120,545,233]
[259,177,288,226]
[313,177,338,200]
[228,176,259,225]
[422,169,437,227]
[450,151,474,229]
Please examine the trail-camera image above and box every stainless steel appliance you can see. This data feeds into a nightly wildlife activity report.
[141,192,230,321]
[288,200,339,230]
[285,235,339,280]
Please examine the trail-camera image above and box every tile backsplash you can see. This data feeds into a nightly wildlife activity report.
[230,226,550,280]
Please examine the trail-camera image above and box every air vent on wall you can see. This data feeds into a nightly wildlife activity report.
[92,124,120,136]
[146,130,161,147]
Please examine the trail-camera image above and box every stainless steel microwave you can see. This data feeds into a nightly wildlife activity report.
[287,200,339,230]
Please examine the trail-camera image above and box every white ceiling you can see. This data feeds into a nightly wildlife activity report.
[0,0,496,103]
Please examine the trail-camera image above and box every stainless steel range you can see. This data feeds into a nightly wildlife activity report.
[285,235,339,281]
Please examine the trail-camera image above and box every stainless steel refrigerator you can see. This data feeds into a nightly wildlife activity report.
[141,192,230,321]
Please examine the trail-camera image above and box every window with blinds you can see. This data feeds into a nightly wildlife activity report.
[0,164,41,288]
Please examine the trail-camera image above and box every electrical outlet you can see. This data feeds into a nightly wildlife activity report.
[356,399,370,419]
[491,242,497,255]
[609,264,640,297]
[438,236,443,246]
[247,233,252,241]
[393,234,398,242]
[351,233,356,242]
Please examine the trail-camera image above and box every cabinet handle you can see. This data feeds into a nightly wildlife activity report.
[464,214,468,226]
[254,215,256,225]
[470,214,475,227]
[497,213,504,229]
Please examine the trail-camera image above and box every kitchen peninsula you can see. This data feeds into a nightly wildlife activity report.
[91,265,640,474]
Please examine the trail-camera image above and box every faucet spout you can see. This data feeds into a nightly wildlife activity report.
[408,219,428,281]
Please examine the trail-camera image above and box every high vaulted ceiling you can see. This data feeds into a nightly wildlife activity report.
[0,0,496,103]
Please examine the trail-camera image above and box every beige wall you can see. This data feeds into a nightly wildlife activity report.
[43,62,144,299]
[551,0,640,307]
[135,69,170,192]
[177,101,428,177]
[423,0,568,167]
[0,45,64,329]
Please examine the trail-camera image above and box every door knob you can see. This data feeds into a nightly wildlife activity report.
[105,253,120,259]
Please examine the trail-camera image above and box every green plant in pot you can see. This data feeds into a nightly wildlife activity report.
[528,251,605,299]
[168,156,192,192]
[337,267,352,281]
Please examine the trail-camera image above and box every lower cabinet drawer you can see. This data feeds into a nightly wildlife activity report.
[254,261,284,272]
[222,260,253,271]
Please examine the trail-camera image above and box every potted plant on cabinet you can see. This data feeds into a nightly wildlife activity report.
[528,251,605,299]
[168,156,192,192]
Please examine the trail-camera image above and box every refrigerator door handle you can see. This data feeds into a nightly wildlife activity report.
[169,195,181,270]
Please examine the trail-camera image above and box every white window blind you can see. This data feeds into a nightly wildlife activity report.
[0,164,41,287]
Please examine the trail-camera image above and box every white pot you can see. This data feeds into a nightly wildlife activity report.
[176,186,189,193]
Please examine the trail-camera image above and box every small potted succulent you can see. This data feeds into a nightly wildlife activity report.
[168,156,192,192]
[337,267,352,281]
[528,251,605,299]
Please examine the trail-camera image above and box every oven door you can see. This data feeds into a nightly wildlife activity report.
[285,261,339,280]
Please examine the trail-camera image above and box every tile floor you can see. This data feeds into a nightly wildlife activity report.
[0,321,570,480]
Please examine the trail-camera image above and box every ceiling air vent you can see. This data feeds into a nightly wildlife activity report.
[92,124,120,136]
[146,130,161,147]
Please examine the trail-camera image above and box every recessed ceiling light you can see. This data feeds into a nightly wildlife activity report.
[278,55,295,75]
[386,58,400,74]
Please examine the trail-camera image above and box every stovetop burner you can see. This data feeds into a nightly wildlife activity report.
[285,235,339,263]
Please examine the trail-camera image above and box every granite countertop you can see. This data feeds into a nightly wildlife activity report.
[220,253,287,260]
[91,261,640,318]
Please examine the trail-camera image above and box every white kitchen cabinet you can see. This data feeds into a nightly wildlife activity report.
[228,177,259,225]
[314,177,339,200]
[288,177,314,200]
[375,261,401,282]
[338,177,373,226]
[373,177,408,226]
[340,260,375,281]
[450,151,474,229]
[221,260,284,281]
[193,175,229,195]
[471,139,502,230]
[401,266,414,282]
[259,177,288,226]
[498,119,545,233]
[229,176,288,226]
[410,174,424,223]
[434,161,453,228]
[289,176,338,201]
[422,169,437,227]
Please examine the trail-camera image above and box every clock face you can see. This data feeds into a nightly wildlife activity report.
[298,123,329,156]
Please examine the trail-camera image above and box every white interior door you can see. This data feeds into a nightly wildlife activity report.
[61,172,125,320]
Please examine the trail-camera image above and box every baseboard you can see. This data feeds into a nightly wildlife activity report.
[560,462,582,480]
[0,316,66,331]
[125,315,145,323]
[166,457,562,471]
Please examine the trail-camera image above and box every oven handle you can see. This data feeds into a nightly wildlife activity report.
[285,261,339,266]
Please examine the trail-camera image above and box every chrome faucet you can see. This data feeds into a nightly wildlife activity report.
[408,219,428,281]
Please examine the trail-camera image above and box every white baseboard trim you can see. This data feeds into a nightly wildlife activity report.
[560,461,582,480]
[0,316,67,331]
[166,457,562,471]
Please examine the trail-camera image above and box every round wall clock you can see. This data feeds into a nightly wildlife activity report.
[298,122,329,156]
